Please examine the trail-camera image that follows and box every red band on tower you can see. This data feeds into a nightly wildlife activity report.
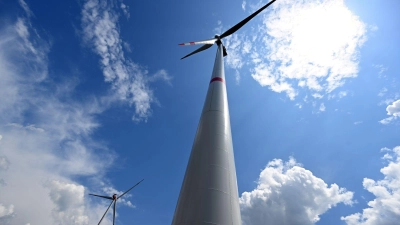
[210,77,224,84]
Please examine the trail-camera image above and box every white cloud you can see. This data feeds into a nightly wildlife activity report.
[242,38,252,54]
[223,33,248,84]
[341,146,400,225]
[227,0,366,100]
[240,157,354,225]
[386,100,400,117]
[380,98,396,106]
[46,180,88,225]
[0,204,14,218]
[379,99,400,125]
[81,0,169,122]
[0,3,127,225]
[312,93,323,99]
[225,34,245,70]
[354,121,363,125]
[379,117,395,125]
[251,62,297,100]
[242,1,247,10]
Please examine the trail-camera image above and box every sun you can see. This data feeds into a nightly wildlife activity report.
[291,0,366,64]
[256,0,367,96]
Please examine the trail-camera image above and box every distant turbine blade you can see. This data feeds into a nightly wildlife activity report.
[113,200,116,225]
[178,38,217,46]
[89,194,113,200]
[117,179,144,200]
[181,44,213,60]
[98,200,114,225]
[220,0,276,39]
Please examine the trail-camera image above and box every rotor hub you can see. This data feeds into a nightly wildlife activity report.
[215,35,223,46]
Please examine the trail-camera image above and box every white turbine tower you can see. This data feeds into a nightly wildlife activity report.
[172,1,276,225]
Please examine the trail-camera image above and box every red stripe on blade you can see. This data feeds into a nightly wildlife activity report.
[210,77,224,84]
[190,42,195,45]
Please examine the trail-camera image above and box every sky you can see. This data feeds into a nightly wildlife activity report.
[0,0,399,224]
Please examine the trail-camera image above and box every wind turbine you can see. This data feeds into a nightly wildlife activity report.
[172,1,276,225]
[89,179,144,225]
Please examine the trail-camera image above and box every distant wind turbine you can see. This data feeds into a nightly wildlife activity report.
[172,1,276,225]
[89,179,144,225]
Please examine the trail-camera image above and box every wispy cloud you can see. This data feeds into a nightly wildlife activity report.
[120,2,130,19]
[378,87,388,97]
[225,34,245,70]
[379,93,400,107]
[224,33,251,85]
[341,146,400,225]
[338,91,348,98]
[373,64,388,78]
[295,103,303,109]
[319,103,326,112]
[375,64,399,106]
[214,20,223,34]
[17,0,34,18]
[226,0,367,102]
[240,157,354,225]
[81,0,170,122]
[312,93,323,99]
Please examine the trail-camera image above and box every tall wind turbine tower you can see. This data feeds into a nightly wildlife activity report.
[172,1,276,225]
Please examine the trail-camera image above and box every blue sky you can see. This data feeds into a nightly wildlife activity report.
[0,0,399,224]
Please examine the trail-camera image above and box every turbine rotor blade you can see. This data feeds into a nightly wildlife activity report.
[179,38,217,46]
[117,179,144,200]
[222,45,228,57]
[113,200,116,225]
[98,200,114,225]
[89,194,113,200]
[220,0,276,39]
[181,44,213,60]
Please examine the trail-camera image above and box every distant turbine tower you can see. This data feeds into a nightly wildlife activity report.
[89,179,144,225]
[172,1,276,225]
